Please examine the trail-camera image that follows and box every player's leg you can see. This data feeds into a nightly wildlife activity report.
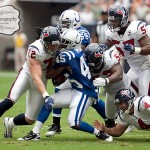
[91,99,116,128]
[48,79,71,135]
[4,77,44,139]
[45,89,73,137]
[127,68,139,95]
[138,69,150,96]
[0,70,28,117]
[68,90,113,142]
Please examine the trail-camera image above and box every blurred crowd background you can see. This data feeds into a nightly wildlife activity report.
[0,0,150,71]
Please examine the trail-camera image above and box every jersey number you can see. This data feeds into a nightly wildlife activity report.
[140,26,146,34]
[27,49,36,58]
[80,56,91,79]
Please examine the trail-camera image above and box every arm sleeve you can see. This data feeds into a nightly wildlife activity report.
[136,22,148,40]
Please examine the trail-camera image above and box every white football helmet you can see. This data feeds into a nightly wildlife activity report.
[60,29,81,49]
[58,9,81,33]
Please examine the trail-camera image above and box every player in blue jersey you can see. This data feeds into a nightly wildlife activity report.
[16,29,112,141]
[46,10,114,136]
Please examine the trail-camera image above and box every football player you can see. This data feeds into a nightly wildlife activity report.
[2,26,60,138]
[98,5,150,97]
[93,89,150,137]
[15,29,113,141]
[85,43,133,121]
[36,9,111,137]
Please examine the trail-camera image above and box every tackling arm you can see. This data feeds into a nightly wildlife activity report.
[29,57,47,96]
[108,62,123,83]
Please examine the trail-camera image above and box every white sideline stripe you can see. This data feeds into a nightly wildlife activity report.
[0,72,17,77]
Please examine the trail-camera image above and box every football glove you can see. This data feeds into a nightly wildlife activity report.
[99,43,108,52]
[93,77,109,87]
[44,96,54,111]
[124,43,141,54]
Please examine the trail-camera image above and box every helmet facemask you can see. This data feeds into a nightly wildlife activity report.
[87,54,104,73]
[114,89,135,114]
[40,26,60,56]
[42,40,60,56]
[60,29,81,50]
[85,43,105,73]
[57,19,74,33]
[58,10,81,33]
[108,5,128,32]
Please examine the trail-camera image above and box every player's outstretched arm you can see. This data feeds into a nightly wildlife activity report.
[93,120,128,137]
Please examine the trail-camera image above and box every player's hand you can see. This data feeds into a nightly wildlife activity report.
[98,43,108,52]
[124,43,135,53]
[44,96,54,111]
[93,77,109,87]
[93,120,105,131]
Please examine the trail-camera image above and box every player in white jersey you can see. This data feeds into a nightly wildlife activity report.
[85,43,132,120]
[3,26,60,138]
[98,5,150,96]
[146,25,150,37]
[93,89,150,138]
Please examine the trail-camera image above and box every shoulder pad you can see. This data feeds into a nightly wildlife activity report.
[128,20,146,34]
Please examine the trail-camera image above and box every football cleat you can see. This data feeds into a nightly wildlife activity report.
[4,117,13,138]
[96,131,113,142]
[17,131,41,141]
[125,125,135,133]
[45,124,62,137]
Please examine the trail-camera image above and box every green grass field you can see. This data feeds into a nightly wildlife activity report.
[0,72,149,150]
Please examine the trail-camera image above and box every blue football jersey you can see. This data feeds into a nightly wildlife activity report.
[77,26,90,46]
[56,49,98,99]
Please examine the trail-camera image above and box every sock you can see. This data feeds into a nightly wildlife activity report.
[13,113,29,125]
[92,99,106,119]
[37,104,52,123]
[93,128,99,135]
[53,116,61,126]
[33,121,43,134]
[78,121,94,134]
[0,98,13,117]
[8,117,16,128]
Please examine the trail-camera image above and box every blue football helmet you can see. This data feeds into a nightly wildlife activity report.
[85,43,105,73]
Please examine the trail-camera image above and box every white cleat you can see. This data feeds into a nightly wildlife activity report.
[17,131,41,141]
[96,131,113,142]
[45,124,62,137]
[4,117,13,138]
[125,125,135,133]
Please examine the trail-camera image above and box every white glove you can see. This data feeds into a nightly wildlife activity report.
[93,77,109,87]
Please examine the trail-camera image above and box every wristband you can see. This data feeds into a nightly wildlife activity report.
[134,47,141,54]
[42,91,49,98]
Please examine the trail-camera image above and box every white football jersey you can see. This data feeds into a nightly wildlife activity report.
[146,25,150,37]
[118,96,150,130]
[23,39,54,80]
[106,20,150,71]
[92,49,130,94]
